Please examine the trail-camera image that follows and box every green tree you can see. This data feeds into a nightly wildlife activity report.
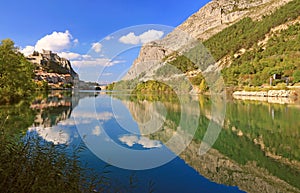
[293,70,300,83]
[199,79,208,93]
[0,39,35,104]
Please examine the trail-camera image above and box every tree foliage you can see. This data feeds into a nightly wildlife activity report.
[168,55,198,73]
[222,23,300,86]
[204,0,300,62]
[133,80,175,94]
[293,70,300,83]
[0,39,35,104]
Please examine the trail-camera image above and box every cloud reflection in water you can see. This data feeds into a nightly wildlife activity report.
[119,134,162,149]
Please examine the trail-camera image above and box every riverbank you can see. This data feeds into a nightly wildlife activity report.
[232,89,299,104]
[233,89,298,97]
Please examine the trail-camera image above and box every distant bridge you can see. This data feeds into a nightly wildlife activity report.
[94,85,107,90]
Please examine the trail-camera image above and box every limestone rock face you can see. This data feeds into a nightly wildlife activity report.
[178,0,279,40]
[27,50,78,79]
[123,43,171,80]
[27,50,79,88]
[123,0,292,81]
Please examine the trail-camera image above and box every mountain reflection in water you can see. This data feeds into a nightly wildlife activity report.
[24,91,299,193]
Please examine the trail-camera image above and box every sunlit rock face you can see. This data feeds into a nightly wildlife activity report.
[123,0,292,81]
[27,50,79,88]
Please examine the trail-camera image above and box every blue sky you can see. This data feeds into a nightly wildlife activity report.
[0,0,210,82]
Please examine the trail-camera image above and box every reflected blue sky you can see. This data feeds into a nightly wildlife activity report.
[28,93,244,192]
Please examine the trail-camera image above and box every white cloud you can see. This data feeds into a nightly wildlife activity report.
[91,42,102,53]
[82,54,92,59]
[139,30,164,44]
[29,126,71,145]
[138,136,162,148]
[20,46,35,56]
[72,58,124,67]
[73,39,79,44]
[119,135,139,147]
[104,36,113,41]
[71,58,110,67]
[119,32,140,45]
[58,52,82,60]
[20,30,76,56]
[92,126,102,136]
[102,72,113,76]
[119,135,162,149]
[35,30,73,52]
[20,30,126,72]
[119,30,164,45]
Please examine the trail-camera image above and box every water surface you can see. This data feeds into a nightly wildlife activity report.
[2,91,299,192]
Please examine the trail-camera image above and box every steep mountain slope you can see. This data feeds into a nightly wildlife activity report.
[122,0,299,90]
[178,0,292,41]
[221,17,300,86]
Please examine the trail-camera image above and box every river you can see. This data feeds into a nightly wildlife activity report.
[1,91,299,193]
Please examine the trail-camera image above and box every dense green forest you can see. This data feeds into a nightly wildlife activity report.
[222,23,300,86]
[0,39,35,104]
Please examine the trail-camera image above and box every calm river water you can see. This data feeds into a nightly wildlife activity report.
[2,91,300,193]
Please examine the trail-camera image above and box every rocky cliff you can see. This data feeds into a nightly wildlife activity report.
[178,0,292,40]
[123,0,292,81]
[27,50,78,89]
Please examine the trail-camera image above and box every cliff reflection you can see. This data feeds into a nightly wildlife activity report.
[115,94,300,193]
[28,91,100,145]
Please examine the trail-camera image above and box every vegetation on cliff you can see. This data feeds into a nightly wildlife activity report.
[204,0,300,62]
[222,23,300,86]
[166,0,300,89]
[132,80,175,94]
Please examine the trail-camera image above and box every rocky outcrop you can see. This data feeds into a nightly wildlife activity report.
[28,50,77,77]
[123,0,292,81]
[178,0,292,40]
[122,30,196,80]
[27,50,79,88]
